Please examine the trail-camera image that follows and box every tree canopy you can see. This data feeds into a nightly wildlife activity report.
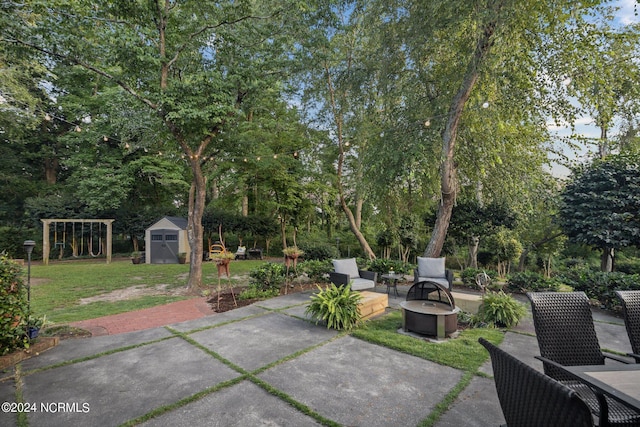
[559,153,640,271]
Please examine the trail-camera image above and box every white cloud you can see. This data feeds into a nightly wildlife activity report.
[616,0,639,26]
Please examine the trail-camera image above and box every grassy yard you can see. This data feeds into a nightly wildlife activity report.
[28,259,266,324]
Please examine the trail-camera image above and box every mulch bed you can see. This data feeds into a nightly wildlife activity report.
[207,282,321,313]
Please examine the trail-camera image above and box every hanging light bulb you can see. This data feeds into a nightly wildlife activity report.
[273,154,278,159]
[45,114,52,121]
[103,136,108,141]
[482,102,490,109]
[75,125,82,132]
[424,120,431,127]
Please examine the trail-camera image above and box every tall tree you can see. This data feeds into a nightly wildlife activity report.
[3,0,302,289]
[559,154,640,272]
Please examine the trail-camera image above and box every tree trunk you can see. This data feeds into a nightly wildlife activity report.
[601,247,614,272]
[424,4,502,257]
[186,159,207,290]
[324,62,376,260]
[468,236,479,268]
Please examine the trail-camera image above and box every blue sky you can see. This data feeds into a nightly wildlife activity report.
[547,0,639,177]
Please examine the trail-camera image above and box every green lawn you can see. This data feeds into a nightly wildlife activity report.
[28,259,265,324]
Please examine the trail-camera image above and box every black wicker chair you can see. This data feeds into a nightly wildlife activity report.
[527,292,640,427]
[615,290,640,363]
[479,337,594,427]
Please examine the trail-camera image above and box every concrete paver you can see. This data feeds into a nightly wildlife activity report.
[0,287,634,427]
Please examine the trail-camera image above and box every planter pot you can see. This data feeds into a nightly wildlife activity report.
[131,257,141,265]
[28,327,40,339]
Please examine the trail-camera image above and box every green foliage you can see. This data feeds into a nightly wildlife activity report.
[352,311,505,371]
[460,268,497,288]
[298,241,339,261]
[249,262,285,292]
[0,254,29,355]
[305,284,362,330]
[368,258,412,276]
[558,267,640,309]
[506,271,559,292]
[559,154,640,258]
[299,260,332,283]
[475,291,527,328]
[238,284,280,300]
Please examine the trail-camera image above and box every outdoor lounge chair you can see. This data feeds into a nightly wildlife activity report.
[413,257,453,289]
[330,258,376,291]
[527,291,640,426]
[615,290,640,363]
[235,246,247,260]
[479,337,594,427]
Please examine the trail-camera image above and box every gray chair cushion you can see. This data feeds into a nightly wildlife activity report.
[417,257,446,278]
[350,277,375,291]
[416,276,450,288]
[332,258,360,279]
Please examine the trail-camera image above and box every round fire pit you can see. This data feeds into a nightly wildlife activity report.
[400,281,460,338]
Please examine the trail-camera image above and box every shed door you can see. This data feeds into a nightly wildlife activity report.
[150,229,179,264]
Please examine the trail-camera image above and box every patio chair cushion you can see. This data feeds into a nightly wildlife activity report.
[417,257,446,279]
[332,258,360,279]
[351,277,375,291]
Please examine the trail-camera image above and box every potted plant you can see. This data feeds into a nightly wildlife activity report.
[211,252,235,277]
[131,251,141,264]
[283,246,304,269]
[177,252,187,264]
[26,314,47,339]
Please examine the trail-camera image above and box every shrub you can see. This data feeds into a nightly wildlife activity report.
[0,254,29,355]
[238,284,280,300]
[460,268,497,288]
[249,262,285,292]
[298,242,340,261]
[299,259,332,283]
[558,268,640,309]
[475,291,527,328]
[305,284,362,330]
[507,271,559,293]
[368,258,412,277]
[615,258,640,275]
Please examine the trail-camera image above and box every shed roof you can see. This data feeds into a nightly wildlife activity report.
[148,216,188,230]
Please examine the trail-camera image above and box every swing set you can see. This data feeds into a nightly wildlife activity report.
[41,219,115,265]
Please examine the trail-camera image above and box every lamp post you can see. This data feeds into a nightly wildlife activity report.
[23,240,35,304]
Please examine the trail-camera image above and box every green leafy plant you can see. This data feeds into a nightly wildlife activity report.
[299,259,332,282]
[238,284,280,300]
[368,258,411,276]
[282,246,304,257]
[249,262,285,291]
[305,284,362,330]
[0,254,29,354]
[475,291,527,328]
[507,271,559,293]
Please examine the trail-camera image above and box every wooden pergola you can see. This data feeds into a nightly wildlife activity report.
[41,219,115,265]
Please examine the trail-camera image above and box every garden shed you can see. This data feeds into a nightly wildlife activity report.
[145,216,190,264]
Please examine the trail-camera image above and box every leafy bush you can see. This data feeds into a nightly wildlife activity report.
[299,259,332,283]
[0,254,29,355]
[475,291,527,328]
[238,284,280,300]
[305,284,362,330]
[615,258,640,275]
[558,268,640,309]
[507,271,559,293]
[249,262,285,292]
[368,258,412,277]
[460,268,497,288]
[298,242,339,261]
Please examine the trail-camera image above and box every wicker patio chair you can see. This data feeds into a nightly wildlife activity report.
[615,290,640,363]
[479,337,593,427]
[527,292,640,427]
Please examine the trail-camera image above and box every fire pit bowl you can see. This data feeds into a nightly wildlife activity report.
[400,281,459,338]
